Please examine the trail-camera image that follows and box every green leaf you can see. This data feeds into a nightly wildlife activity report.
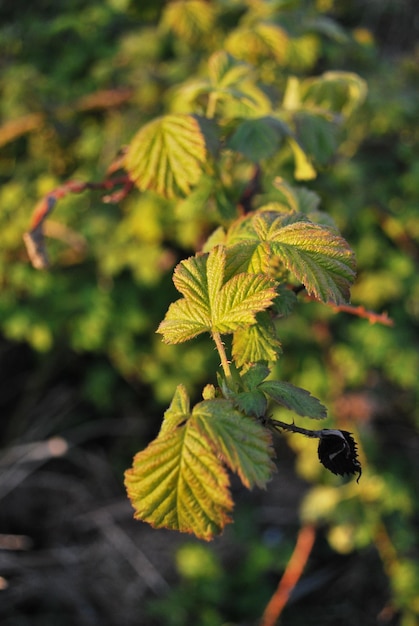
[269,221,356,304]
[294,111,338,165]
[161,0,216,42]
[240,363,271,390]
[271,285,298,318]
[125,417,233,541]
[157,246,278,343]
[304,16,349,44]
[226,210,356,304]
[159,383,191,433]
[125,114,209,199]
[193,399,275,488]
[232,390,268,419]
[125,387,276,540]
[232,311,282,366]
[260,380,327,419]
[226,23,289,64]
[227,117,288,162]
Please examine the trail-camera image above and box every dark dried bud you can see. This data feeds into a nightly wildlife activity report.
[317,429,362,482]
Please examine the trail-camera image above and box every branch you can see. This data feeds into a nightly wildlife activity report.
[302,293,394,326]
[328,303,394,326]
[23,171,134,269]
[260,524,316,626]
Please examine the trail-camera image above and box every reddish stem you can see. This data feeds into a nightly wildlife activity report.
[260,524,316,626]
[24,173,134,269]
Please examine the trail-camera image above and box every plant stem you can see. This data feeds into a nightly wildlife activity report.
[271,419,322,439]
[260,524,316,626]
[212,331,232,383]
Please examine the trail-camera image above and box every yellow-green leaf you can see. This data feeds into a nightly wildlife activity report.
[125,114,207,199]
[288,137,317,180]
[160,0,215,42]
[192,399,275,489]
[232,312,282,366]
[225,210,356,304]
[157,246,278,343]
[125,423,233,541]
[125,386,276,540]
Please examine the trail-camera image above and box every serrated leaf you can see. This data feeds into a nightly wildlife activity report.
[157,246,278,343]
[240,363,271,390]
[269,221,356,304]
[232,311,282,366]
[260,380,327,419]
[227,117,288,162]
[157,298,211,344]
[159,383,191,433]
[225,210,355,304]
[232,390,268,419]
[125,114,208,199]
[225,239,269,276]
[125,387,276,540]
[125,420,233,541]
[193,399,275,488]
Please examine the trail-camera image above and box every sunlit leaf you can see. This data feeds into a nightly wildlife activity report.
[193,399,275,488]
[225,210,356,303]
[125,386,276,539]
[269,221,356,304]
[232,311,282,366]
[157,246,278,343]
[288,137,317,180]
[161,0,215,42]
[126,114,209,199]
[226,23,289,64]
[159,383,191,433]
[125,418,233,541]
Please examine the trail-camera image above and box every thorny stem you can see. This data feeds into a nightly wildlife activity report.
[270,419,322,439]
[212,331,233,385]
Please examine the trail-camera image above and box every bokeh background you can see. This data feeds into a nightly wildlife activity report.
[1,1,418,624]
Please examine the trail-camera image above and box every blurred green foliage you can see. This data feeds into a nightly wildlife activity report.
[1,0,419,624]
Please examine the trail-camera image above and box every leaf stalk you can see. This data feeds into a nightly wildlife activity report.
[212,331,233,384]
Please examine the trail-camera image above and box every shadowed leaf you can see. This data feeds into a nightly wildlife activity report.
[260,380,327,419]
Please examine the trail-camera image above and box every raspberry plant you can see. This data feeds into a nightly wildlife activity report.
[119,46,366,539]
[24,9,368,541]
